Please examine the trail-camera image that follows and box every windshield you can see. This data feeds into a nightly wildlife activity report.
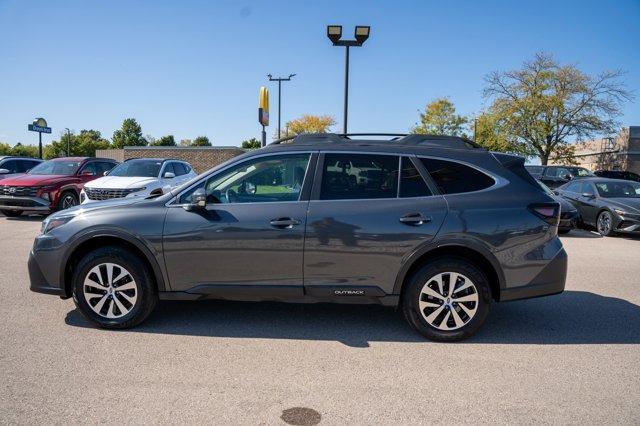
[108,160,162,177]
[28,160,81,176]
[595,181,640,198]
[567,167,595,177]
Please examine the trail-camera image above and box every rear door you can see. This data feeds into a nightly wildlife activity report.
[303,153,447,296]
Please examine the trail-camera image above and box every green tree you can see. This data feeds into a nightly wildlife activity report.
[471,111,524,154]
[241,137,261,149]
[412,98,468,136]
[112,118,147,148]
[10,143,39,158]
[151,135,176,146]
[483,52,632,164]
[0,142,12,156]
[44,130,110,159]
[192,136,211,146]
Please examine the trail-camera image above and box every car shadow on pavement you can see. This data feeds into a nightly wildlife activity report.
[65,290,640,347]
[560,229,602,239]
[3,215,45,222]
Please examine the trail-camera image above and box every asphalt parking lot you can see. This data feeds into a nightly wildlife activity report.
[0,215,639,424]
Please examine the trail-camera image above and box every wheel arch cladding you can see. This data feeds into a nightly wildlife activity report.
[396,245,502,302]
[62,235,165,298]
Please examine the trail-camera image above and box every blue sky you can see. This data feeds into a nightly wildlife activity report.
[1,0,638,148]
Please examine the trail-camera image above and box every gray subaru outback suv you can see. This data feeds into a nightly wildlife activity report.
[28,133,567,341]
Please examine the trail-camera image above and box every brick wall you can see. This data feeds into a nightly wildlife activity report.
[96,146,246,174]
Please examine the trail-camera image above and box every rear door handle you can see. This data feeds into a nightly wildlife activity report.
[270,217,301,229]
[399,213,432,226]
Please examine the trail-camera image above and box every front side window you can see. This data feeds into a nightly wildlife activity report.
[320,153,399,200]
[29,160,81,176]
[179,154,310,204]
[545,167,570,178]
[400,157,432,197]
[420,158,494,194]
[567,167,595,177]
[595,181,640,198]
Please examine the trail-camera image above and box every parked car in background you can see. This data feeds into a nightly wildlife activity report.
[556,178,640,236]
[28,133,567,341]
[80,158,196,204]
[0,156,42,180]
[526,165,596,188]
[539,181,578,234]
[0,157,117,217]
[594,170,640,182]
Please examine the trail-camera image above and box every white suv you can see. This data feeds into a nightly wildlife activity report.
[80,158,197,204]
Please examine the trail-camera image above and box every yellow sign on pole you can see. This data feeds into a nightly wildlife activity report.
[259,86,269,127]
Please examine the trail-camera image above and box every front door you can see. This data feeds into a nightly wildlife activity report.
[163,152,314,296]
[303,153,447,296]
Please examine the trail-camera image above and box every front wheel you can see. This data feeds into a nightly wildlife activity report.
[597,211,614,236]
[72,246,157,329]
[402,258,492,341]
[57,191,78,211]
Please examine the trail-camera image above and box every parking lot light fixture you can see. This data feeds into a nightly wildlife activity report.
[326,24,371,134]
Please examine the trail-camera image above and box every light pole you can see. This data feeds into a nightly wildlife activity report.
[267,73,295,139]
[326,25,370,134]
[65,128,71,156]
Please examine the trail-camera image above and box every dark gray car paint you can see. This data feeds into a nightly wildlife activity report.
[29,140,567,304]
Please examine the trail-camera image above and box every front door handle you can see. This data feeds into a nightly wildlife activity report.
[270,217,301,229]
[399,213,432,226]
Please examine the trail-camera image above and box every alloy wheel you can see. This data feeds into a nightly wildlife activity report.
[597,212,612,235]
[418,272,479,331]
[83,263,138,318]
[62,194,77,209]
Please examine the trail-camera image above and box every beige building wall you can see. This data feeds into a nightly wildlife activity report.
[96,146,246,174]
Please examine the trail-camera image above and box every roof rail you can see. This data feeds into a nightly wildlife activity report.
[270,133,482,149]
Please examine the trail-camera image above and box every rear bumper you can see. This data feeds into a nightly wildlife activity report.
[500,248,567,302]
[559,210,579,230]
[28,250,65,297]
[0,196,51,212]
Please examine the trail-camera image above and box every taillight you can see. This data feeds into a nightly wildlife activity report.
[528,203,560,226]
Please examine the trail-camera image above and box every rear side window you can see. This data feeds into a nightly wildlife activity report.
[173,162,188,176]
[400,157,431,197]
[1,160,18,173]
[564,181,581,193]
[320,153,399,200]
[420,158,494,194]
[526,166,544,177]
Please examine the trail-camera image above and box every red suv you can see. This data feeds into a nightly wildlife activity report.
[0,157,118,217]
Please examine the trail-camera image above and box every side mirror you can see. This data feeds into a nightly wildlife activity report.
[0,168,9,175]
[582,192,595,199]
[563,174,572,181]
[164,171,175,179]
[184,188,207,211]
[103,170,110,176]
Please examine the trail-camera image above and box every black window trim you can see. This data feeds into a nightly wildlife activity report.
[168,150,318,207]
[417,155,501,196]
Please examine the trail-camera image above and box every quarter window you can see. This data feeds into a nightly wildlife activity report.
[564,181,581,193]
[420,158,494,194]
[179,154,310,204]
[400,157,432,197]
[320,154,399,200]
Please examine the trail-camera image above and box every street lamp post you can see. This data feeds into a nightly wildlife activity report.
[267,73,296,139]
[65,128,71,156]
[326,25,370,134]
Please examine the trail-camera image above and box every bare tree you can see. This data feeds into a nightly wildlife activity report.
[483,52,633,164]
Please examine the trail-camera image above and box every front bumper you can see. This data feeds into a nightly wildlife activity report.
[614,213,640,234]
[28,250,65,297]
[0,195,51,212]
[500,248,567,302]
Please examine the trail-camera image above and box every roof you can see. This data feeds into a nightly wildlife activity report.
[0,156,42,161]
[270,133,482,150]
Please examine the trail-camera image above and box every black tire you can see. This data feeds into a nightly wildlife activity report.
[596,210,614,237]
[558,228,571,234]
[1,210,23,217]
[402,257,492,342]
[56,190,78,211]
[72,246,157,329]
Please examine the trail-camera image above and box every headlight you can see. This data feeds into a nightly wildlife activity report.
[41,215,73,234]
[614,209,626,216]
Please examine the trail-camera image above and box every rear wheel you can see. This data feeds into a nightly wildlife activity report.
[1,210,22,217]
[72,246,157,329]
[597,211,614,236]
[402,257,492,341]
